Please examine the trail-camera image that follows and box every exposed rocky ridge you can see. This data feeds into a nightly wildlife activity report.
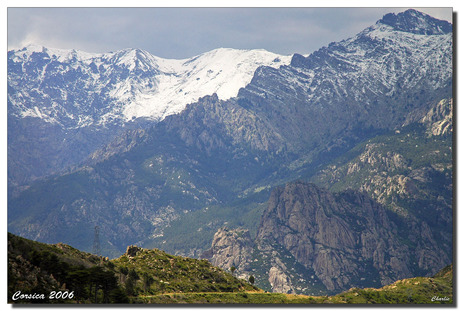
[268,266,295,294]
[85,128,149,165]
[204,181,451,294]
[378,9,452,35]
[309,100,452,256]
[159,94,287,155]
[202,227,300,294]
[257,182,450,291]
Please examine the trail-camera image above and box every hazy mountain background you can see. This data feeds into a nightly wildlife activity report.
[8,9,452,295]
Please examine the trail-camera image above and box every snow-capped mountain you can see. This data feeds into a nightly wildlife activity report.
[9,10,452,292]
[7,45,290,187]
[8,46,290,128]
[243,9,452,124]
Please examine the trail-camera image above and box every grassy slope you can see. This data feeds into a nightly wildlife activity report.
[8,233,257,304]
[135,265,453,304]
[8,233,453,304]
[110,246,258,295]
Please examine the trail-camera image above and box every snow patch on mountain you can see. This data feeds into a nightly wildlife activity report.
[123,48,291,120]
[8,46,290,128]
[261,10,453,109]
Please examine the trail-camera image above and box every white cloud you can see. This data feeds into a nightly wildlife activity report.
[7,7,454,58]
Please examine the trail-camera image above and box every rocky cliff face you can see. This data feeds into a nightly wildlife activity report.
[268,266,295,294]
[309,98,452,260]
[201,227,254,278]
[205,181,451,294]
[420,98,452,136]
[202,227,299,294]
[258,182,410,292]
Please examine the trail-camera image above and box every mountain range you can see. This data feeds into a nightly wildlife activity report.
[8,46,290,189]
[8,9,453,296]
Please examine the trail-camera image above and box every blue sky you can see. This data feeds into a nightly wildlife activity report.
[7,6,453,59]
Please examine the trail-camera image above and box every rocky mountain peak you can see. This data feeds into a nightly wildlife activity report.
[254,181,450,292]
[107,48,160,72]
[378,9,452,35]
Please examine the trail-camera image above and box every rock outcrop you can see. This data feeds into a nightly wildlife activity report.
[420,98,452,136]
[202,227,254,276]
[126,245,142,257]
[268,266,294,294]
[258,182,403,291]
[205,181,451,295]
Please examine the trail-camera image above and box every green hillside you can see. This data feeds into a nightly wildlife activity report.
[110,245,257,296]
[8,233,256,304]
[329,264,453,304]
[8,233,453,304]
[135,264,453,304]
[8,232,127,303]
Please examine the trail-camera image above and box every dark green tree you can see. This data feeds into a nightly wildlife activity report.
[125,277,135,296]
[109,288,130,303]
[119,266,129,283]
[249,275,255,285]
[66,269,91,302]
[125,268,139,297]
[128,268,139,281]
[142,273,153,293]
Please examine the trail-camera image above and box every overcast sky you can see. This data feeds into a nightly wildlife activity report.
[6,6,454,59]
